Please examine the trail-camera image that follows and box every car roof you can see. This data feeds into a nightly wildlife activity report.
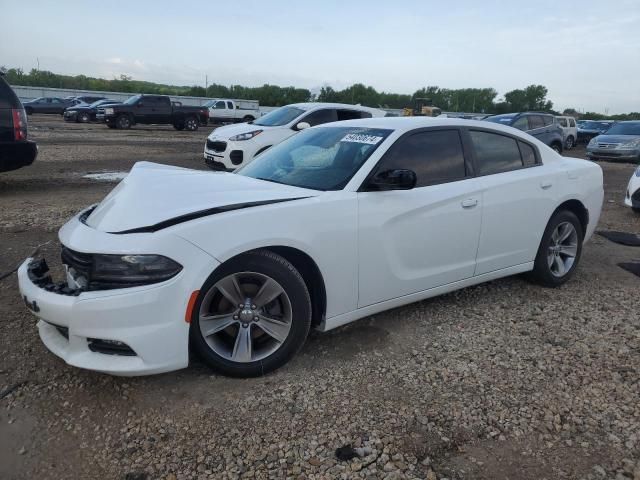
[314,116,537,136]
[287,102,383,113]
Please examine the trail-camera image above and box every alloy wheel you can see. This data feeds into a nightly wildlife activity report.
[185,118,198,131]
[547,221,578,277]
[198,272,293,363]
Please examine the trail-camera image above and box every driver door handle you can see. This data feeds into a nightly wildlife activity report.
[461,198,478,208]
[540,181,553,189]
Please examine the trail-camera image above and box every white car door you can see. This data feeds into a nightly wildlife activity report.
[357,128,483,308]
[467,129,558,275]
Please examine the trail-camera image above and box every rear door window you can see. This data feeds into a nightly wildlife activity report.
[301,108,338,126]
[542,116,553,127]
[569,118,576,127]
[558,118,568,127]
[529,115,544,130]
[336,109,372,120]
[227,101,233,109]
[469,130,524,175]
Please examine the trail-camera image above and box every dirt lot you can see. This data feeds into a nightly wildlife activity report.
[1,115,639,480]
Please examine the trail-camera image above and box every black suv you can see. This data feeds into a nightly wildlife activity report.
[0,72,37,172]
[484,112,564,153]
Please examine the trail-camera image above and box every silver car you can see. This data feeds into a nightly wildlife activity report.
[587,121,640,162]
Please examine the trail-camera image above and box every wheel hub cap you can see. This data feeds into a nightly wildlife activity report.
[198,272,293,363]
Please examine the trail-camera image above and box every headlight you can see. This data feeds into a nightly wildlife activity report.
[587,137,598,146]
[619,139,640,149]
[62,248,182,290]
[105,108,114,115]
[229,130,262,141]
[635,165,640,177]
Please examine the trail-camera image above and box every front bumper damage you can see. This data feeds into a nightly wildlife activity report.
[17,210,221,376]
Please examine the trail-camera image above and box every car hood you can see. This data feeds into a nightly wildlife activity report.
[208,122,278,139]
[591,134,640,144]
[83,162,319,233]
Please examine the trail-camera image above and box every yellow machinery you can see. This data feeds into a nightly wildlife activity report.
[402,97,442,117]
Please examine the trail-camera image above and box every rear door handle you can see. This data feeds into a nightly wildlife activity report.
[461,198,478,208]
[540,181,553,189]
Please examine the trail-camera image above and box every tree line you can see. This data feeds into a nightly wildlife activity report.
[3,67,638,119]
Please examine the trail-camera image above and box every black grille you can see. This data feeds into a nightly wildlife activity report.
[206,139,227,152]
[61,247,92,279]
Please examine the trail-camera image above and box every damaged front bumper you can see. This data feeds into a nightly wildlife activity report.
[18,256,193,375]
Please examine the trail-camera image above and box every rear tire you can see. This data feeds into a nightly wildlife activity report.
[116,115,131,130]
[107,124,117,129]
[184,116,199,131]
[173,122,185,131]
[79,112,91,123]
[242,115,254,122]
[565,136,574,150]
[550,142,563,154]
[529,210,583,287]
[190,250,311,377]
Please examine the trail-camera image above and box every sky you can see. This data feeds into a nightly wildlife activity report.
[2,0,639,114]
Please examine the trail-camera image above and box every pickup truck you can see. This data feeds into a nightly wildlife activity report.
[203,98,260,124]
[99,94,209,130]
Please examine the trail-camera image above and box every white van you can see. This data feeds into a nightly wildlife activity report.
[555,116,578,149]
[203,102,386,170]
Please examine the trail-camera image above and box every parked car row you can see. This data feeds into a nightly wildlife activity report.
[483,112,565,153]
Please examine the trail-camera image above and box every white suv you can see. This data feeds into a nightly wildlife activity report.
[555,116,578,149]
[203,102,385,170]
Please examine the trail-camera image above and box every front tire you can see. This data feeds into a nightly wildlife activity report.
[530,210,583,287]
[242,115,255,122]
[79,112,91,123]
[25,107,33,115]
[190,250,311,377]
[116,115,131,130]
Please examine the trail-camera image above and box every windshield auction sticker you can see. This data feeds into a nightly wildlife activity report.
[340,133,384,145]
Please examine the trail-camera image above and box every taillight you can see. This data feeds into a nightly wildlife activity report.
[12,108,27,141]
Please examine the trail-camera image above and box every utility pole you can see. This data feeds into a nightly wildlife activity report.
[36,57,40,71]
[205,75,208,95]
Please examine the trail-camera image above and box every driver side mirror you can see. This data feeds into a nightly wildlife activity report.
[368,169,417,191]
[294,121,311,131]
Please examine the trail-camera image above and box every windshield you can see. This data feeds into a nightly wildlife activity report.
[237,126,393,191]
[601,123,640,136]
[484,114,516,125]
[253,106,305,127]
[580,121,611,130]
[124,95,142,105]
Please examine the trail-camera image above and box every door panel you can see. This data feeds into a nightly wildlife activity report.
[357,179,483,307]
[475,166,557,275]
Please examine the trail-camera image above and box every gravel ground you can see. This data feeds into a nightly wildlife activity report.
[1,115,639,480]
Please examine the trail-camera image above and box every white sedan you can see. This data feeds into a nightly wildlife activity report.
[625,165,640,213]
[18,118,604,377]
[203,102,385,171]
